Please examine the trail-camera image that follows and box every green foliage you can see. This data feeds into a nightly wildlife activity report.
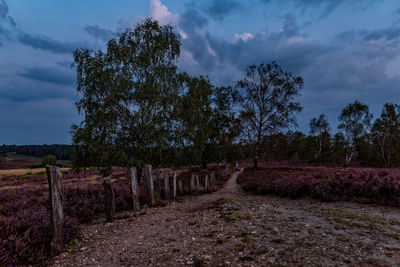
[21,172,33,179]
[41,155,56,166]
[338,101,373,166]
[71,18,183,174]
[237,61,303,169]
[181,75,213,168]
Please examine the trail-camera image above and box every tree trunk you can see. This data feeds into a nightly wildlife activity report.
[46,165,64,253]
[253,154,258,170]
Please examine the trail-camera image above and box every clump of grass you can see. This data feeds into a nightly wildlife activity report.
[226,213,241,221]
[217,197,231,204]
[69,239,78,249]
[21,171,33,179]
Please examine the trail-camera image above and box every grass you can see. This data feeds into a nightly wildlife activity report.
[226,213,241,221]
[0,167,70,176]
[313,206,400,239]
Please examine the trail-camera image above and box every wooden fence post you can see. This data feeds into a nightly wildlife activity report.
[178,180,183,195]
[172,172,177,198]
[130,167,140,211]
[190,173,195,192]
[195,175,200,192]
[155,168,161,194]
[210,172,214,190]
[144,164,155,206]
[46,165,64,253]
[164,169,170,199]
[103,176,115,222]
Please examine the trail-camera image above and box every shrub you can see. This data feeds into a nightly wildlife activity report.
[237,167,400,205]
[0,157,7,169]
[41,155,56,167]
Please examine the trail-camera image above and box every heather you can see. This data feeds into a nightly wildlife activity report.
[237,167,400,205]
[0,169,142,265]
[0,166,227,265]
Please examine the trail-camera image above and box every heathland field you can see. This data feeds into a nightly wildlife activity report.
[2,158,400,266]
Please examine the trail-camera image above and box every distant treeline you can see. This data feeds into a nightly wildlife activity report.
[0,144,72,160]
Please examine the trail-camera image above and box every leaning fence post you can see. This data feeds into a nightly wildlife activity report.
[46,165,64,253]
[172,172,177,198]
[164,169,170,199]
[103,176,115,222]
[144,164,155,206]
[130,167,140,211]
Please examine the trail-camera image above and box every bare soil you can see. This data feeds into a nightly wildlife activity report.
[53,172,400,266]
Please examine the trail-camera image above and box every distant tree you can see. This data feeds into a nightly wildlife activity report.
[211,85,241,164]
[0,157,7,169]
[338,101,372,167]
[237,61,303,169]
[309,114,331,162]
[71,18,182,175]
[181,76,213,168]
[42,155,57,166]
[371,103,400,167]
[330,133,348,165]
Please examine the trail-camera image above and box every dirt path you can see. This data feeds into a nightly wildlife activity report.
[54,172,400,266]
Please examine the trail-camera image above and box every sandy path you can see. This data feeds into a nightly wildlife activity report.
[54,172,400,266]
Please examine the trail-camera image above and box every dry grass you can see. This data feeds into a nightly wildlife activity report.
[0,167,70,176]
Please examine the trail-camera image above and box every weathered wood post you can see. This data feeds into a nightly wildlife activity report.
[164,169,170,199]
[210,171,215,190]
[195,175,200,192]
[103,176,115,222]
[178,180,183,195]
[172,172,177,198]
[190,173,195,192]
[204,174,209,192]
[129,167,140,211]
[155,168,161,194]
[46,165,64,253]
[144,164,155,206]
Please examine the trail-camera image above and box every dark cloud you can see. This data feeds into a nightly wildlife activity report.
[0,0,9,19]
[178,7,400,132]
[84,25,114,41]
[204,0,241,21]
[8,15,15,27]
[18,33,88,54]
[179,11,327,81]
[19,66,75,87]
[260,0,376,19]
[179,8,218,72]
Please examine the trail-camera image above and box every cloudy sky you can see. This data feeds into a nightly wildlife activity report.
[1,0,400,144]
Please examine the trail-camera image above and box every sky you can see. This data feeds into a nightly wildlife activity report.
[1,0,400,144]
